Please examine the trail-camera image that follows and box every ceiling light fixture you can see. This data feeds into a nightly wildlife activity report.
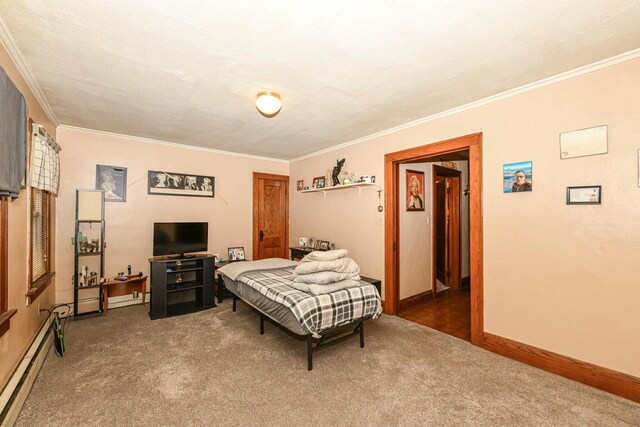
[256,91,282,118]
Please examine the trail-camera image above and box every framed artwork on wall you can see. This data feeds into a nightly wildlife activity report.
[503,161,532,193]
[96,165,127,202]
[560,125,607,159]
[566,186,601,205]
[148,171,214,197]
[297,180,304,191]
[406,169,425,211]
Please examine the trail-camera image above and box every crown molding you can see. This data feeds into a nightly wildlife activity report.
[290,48,640,163]
[0,18,59,126]
[56,125,289,163]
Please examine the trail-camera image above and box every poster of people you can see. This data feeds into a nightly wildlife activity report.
[148,170,215,197]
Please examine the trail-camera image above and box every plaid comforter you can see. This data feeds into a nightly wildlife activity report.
[238,267,382,337]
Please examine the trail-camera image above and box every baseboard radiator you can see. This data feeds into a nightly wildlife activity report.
[0,315,54,427]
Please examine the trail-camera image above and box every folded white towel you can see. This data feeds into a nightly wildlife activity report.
[294,257,360,275]
[300,249,348,262]
[293,270,361,285]
[290,279,362,295]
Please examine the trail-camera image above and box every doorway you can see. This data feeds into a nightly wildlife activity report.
[433,165,461,295]
[384,133,483,346]
[252,172,289,260]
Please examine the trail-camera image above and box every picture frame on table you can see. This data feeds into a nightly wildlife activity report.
[299,237,308,247]
[319,241,330,251]
[228,246,246,262]
[148,170,215,197]
[96,165,127,202]
[566,186,601,205]
[308,237,316,250]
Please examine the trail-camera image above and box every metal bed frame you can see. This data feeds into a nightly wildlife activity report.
[231,291,373,371]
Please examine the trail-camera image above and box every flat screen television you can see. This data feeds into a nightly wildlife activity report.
[153,222,208,257]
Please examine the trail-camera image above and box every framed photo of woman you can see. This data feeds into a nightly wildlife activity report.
[406,170,425,211]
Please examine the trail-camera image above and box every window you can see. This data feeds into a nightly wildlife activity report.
[0,196,15,337]
[28,188,53,300]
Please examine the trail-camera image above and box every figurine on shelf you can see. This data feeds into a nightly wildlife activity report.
[332,158,345,186]
[91,239,100,252]
[325,168,333,188]
[340,170,350,184]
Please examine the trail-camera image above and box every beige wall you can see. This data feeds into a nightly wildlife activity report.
[399,163,431,299]
[0,42,57,389]
[290,58,640,377]
[54,128,288,306]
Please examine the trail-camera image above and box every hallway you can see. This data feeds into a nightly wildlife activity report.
[398,288,471,341]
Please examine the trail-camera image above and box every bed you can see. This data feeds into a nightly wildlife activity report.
[217,258,382,370]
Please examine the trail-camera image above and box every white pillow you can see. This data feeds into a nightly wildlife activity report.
[300,249,348,262]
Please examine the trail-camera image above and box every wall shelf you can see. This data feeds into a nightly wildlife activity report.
[301,182,377,197]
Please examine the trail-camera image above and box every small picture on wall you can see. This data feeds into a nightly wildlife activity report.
[567,186,601,205]
[503,161,532,193]
[96,165,127,202]
[297,180,304,191]
[406,170,425,211]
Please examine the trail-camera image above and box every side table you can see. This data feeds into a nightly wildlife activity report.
[103,275,147,317]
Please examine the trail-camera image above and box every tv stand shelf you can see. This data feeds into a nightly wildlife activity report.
[149,254,216,319]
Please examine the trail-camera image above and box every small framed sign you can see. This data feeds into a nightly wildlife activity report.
[566,186,601,205]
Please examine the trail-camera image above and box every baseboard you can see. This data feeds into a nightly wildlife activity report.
[482,332,640,404]
[0,317,53,426]
[399,290,432,311]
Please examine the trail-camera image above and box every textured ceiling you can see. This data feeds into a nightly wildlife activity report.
[1,1,640,160]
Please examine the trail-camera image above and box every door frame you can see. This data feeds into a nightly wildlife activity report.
[432,165,461,294]
[384,133,483,346]
[252,172,289,260]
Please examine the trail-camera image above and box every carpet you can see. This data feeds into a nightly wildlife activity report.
[15,302,640,426]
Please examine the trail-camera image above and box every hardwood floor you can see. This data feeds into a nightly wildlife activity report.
[398,288,471,341]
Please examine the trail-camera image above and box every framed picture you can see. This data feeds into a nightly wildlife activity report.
[567,186,601,205]
[503,161,532,193]
[299,237,308,247]
[96,165,127,202]
[312,176,325,189]
[371,175,376,183]
[148,170,215,197]
[297,180,304,191]
[308,237,316,249]
[406,169,425,211]
[319,240,330,250]
[228,246,246,262]
[560,125,607,160]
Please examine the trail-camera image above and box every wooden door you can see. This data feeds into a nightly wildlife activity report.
[432,165,461,297]
[253,173,289,260]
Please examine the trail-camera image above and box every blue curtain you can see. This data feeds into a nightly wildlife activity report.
[0,65,26,199]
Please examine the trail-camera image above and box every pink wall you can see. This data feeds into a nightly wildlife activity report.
[55,127,288,307]
[290,58,640,377]
[0,42,57,389]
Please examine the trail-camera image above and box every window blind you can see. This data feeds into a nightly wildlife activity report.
[32,189,47,281]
